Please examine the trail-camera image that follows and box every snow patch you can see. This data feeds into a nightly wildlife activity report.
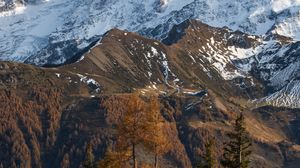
[55,73,61,78]
[77,74,101,88]
[151,47,159,56]
[271,0,300,13]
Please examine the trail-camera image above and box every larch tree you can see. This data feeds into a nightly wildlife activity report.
[145,96,171,168]
[101,94,171,168]
[98,148,130,168]
[120,93,147,168]
[103,93,160,168]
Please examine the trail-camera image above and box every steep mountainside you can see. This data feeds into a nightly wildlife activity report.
[1,20,300,168]
[159,20,300,108]
[1,0,300,65]
[238,38,300,108]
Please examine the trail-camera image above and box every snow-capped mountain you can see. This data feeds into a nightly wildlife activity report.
[239,39,300,108]
[1,0,300,65]
[161,19,300,108]
[1,0,300,108]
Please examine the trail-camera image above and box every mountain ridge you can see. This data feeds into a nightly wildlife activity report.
[31,18,300,109]
[1,24,300,166]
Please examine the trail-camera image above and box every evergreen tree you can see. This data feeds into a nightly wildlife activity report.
[204,139,216,168]
[221,114,252,168]
[83,143,95,168]
[196,138,216,168]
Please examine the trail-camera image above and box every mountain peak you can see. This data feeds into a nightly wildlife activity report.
[162,19,206,45]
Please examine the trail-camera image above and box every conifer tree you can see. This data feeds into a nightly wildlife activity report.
[146,96,170,168]
[204,138,216,168]
[83,143,95,168]
[196,138,216,168]
[103,93,157,168]
[102,94,170,168]
[221,114,252,168]
[98,149,130,168]
[120,94,147,168]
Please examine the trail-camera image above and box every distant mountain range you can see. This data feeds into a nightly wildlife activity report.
[1,0,300,65]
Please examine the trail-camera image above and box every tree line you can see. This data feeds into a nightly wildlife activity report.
[82,93,252,168]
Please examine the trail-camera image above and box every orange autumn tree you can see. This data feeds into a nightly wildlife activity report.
[145,96,171,168]
[102,93,168,168]
[98,148,130,168]
[119,93,147,168]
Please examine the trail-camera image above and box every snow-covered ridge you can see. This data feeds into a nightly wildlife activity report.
[263,80,300,108]
[233,38,300,108]
[1,0,300,65]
